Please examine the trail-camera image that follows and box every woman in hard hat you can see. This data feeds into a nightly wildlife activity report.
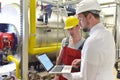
[54,16,85,80]
[63,0,115,80]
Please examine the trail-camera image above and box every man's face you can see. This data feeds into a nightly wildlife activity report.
[77,13,90,32]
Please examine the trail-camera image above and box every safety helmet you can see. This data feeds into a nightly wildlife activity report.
[64,16,79,30]
[76,0,101,15]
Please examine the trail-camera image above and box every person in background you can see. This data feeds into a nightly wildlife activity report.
[54,16,85,80]
[63,0,116,80]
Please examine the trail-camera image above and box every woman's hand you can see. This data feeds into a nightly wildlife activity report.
[54,74,60,80]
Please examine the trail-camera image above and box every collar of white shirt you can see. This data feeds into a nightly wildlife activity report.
[89,22,104,36]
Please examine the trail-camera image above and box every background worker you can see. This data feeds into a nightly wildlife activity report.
[63,0,116,80]
[54,16,85,80]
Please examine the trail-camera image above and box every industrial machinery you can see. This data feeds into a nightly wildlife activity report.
[0,0,71,79]
[0,2,21,80]
[0,0,120,80]
[0,23,20,79]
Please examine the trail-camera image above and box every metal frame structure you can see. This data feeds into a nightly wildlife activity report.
[115,0,120,59]
[20,0,29,80]
[100,0,120,59]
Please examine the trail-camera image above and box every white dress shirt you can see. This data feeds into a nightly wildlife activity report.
[63,23,115,80]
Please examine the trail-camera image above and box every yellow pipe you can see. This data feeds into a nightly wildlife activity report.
[29,0,36,53]
[29,0,61,55]
[30,46,60,55]
[7,55,21,79]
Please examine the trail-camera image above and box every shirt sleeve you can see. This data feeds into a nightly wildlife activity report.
[63,60,98,80]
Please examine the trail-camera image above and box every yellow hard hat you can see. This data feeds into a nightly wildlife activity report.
[64,16,79,30]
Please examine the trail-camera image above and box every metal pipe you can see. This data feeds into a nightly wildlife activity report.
[100,1,120,6]
[29,0,61,55]
[20,0,29,79]
[7,55,21,79]
[29,0,36,53]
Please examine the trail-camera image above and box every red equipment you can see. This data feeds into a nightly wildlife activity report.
[0,32,14,50]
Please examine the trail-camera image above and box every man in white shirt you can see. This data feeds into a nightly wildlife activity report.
[63,0,116,80]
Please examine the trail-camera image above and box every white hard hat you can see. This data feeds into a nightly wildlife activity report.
[76,0,101,15]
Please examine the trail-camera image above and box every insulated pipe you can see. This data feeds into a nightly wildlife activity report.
[7,55,21,79]
[29,0,36,53]
[29,0,61,55]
